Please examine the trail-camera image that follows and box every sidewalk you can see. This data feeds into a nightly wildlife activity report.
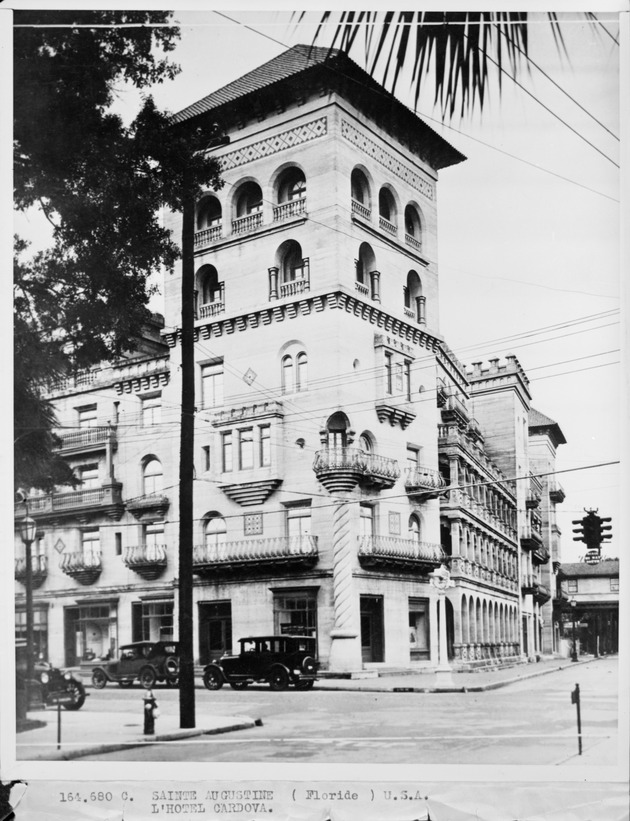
[16,709,259,761]
[312,655,601,693]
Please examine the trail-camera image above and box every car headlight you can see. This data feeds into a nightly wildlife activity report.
[63,673,72,680]
[40,672,50,684]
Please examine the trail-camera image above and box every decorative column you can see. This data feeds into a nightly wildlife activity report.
[429,564,455,686]
[369,270,381,302]
[328,496,361,672]
[268,266,279,301]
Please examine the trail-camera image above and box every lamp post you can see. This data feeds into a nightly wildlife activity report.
[429,564,455,686]
[18,515,38,708]
[570,596,578,662]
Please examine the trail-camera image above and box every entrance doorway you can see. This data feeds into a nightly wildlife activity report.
[360,595,384,662]
[198,601,232,664]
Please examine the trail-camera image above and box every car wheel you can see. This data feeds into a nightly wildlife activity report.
[301,656,317,675]
[268,667,290,692]
[203,667,224,691]
[139,667,157,689]
[118,679,133,688]
[294,679,314,690]
[164,655,179,679]
[229,681,249,690]
[91,669,107,689]
[63,680,86,710]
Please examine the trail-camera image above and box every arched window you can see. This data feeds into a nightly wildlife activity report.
[280,240,306,283]
[326,411,349,450]
[404,270,425,324]
[378,187,397,232]
[358,433,372,453]
[281,355,294,393]
[409,514,421,543]
[282,351,307,393]
[404,204,422,248]
[197,196,222,230]
[296,352,308,391]
[351,168,371,211]
[235,182,263,217]
[143,459,163,496]
[278,168,306,203]
[205,515,227,547]
[196,264,222,305]
[355,242,379,301]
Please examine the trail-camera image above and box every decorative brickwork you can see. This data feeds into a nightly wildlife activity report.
[219,118,328,172]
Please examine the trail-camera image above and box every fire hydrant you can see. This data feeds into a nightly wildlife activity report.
[143,689,159,735]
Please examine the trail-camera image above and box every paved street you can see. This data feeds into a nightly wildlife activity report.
[68,658,618,764]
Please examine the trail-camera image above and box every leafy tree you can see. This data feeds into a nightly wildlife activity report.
[14,10,223,491]
[302,11,595,118]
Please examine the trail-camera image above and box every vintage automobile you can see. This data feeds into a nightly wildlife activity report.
[16,645,87,711]
[203,635,319,691]
[91,641,180,689]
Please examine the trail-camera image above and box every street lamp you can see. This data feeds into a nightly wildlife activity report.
[18,515,38,707]
[569,596,578,662]
[429,564,455,685]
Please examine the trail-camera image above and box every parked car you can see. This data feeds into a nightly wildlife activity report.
[203,635,319,692]
[91,641,180,689]
[16,645,87,711]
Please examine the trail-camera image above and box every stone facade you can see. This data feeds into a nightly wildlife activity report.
[15,46,566,673]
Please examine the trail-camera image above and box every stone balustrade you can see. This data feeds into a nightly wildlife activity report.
[231,212,263,235]
[405,464,447,497]
[357,535,445,569]
[57,425,115,452]
[60,549,102,584]
[193,535,318,573]
[351,199,371,220]
[313,448,400,492]
[123,544,167,580]
[378,215,397,235]
[273,198,307,221]
[194,224,222,249]
[14,554,48,588]
[450,556,518,592]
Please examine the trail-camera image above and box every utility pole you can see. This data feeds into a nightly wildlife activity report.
[178,167,196,729]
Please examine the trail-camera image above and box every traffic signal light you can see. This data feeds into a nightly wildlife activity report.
[572,511,613,550]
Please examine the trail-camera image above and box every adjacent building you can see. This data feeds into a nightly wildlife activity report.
[15,45,570,674]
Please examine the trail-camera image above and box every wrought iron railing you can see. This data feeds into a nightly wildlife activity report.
[313,448,400,483]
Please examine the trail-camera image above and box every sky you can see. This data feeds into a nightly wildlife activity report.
[11,6,625,563]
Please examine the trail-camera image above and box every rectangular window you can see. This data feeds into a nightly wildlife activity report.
[79,464,99,489]
[15,606,49,659]
[81,528,100,563]
[221,431,233,472]
[273,590,317,639]
[259,425,271,467]
[115,532,122,556]
[239,428,254,470]
[287,506,312,538]
[388,511,401,535]
[409,597,430,660]
[384,352,393,394]
[404,360,411,400]
[567,579,578,593]
[394,362,404,393]
[610,578,619,592]
[141,394,161,426]
[203,445,211,472]
[77,405,97,428]
[132,600,174,642]
[360,504,374,537]
[144,522,164,548]
[406,446,420,468]
[202,362,224,409]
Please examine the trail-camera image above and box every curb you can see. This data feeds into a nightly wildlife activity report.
[21,717,259,761]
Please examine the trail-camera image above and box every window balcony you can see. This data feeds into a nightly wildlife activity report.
[532,544,550,565]
[273,198,307,222]
[378,215,397,236]
[405,465,448,500]
[357,535,445,571]
[521,573,536,594]
[549,482,566,503]
[355,280,369,296]
[232,213,263,235]
[126,493,170,521]
[194,224,222,250]
[60,549,102,585]
[26,483,124,523]
[192,535,318,576]
[440,394,470,426]
[351,199,371,221]
[533,581,551,604]
[279,276,310,299]
[15,554,48,589]
[198,299,225,319]
[405,233,422,252]
[313,448,400,493]
[122,544,167,580]
[57,425,116,455]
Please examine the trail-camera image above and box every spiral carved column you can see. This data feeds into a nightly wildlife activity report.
[328,497,361,671]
